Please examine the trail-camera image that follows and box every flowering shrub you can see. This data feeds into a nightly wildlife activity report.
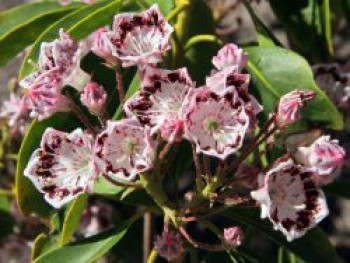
[0,0,349,262]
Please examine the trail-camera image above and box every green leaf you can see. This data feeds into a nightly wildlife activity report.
[268,0,332,62]
[278,247,306,263]
[32,234,60,260]
[93,177,125,196]
[19,0,127,79]
[241,0,281,47]
[15,113,80,218]
[245,46,343,130]
[223,207,341,263]
[0,2,81,66]
[324,179,350,199]
[60,194,89,246]
[35,214,142,263]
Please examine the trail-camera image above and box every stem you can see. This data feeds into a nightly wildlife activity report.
[184,35,223,51]
[158,141,173,160]
[143,212,153,263]
[101,173,143,189]
[139,173,178,226]
[70,102,99,135]
[115,64,125,108]
[203,156,211,183]
[146,249,158,263]
[323,0,333,58]
[179,226,226,251]
[174,0,193,44]
[192,144,204,192]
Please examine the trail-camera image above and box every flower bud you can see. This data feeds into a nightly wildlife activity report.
[224,226,244,247]
[276,90,315,127]
[80,82,107,116]
[154,225,183,261]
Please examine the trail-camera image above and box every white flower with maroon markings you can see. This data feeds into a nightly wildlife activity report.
[251,157,329,241]
[184,89,249,160]
[24,128,96,209]
[212,43,247,71]
[276,90,315,127]
[108,4,173,67]
[91,27,118,67]
[94,119,157,181]
[125,67,194,142]
[294,135,345,185]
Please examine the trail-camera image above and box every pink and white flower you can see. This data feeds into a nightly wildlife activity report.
[80,82,107,116]
[91,27,118,67]
[0,93,29,127]
[224,226,244,247]
[107,4,173,67]
[276,90,315,127]
[294,135,346,185]
[154,225,183,261]
[212,43,247,71]
[94,119,157,181]
[184,89,250,160]
[125,67,194,142]
[24,128,96,208]
[251,157,329,241]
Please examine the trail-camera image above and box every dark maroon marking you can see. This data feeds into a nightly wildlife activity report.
[168,72,180,83]
[43,185,58,198]
[281,218,295,231]
[296,210,311,230]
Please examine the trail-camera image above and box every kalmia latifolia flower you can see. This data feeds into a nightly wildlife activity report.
[184,89,249,160]
[212,43,247,71]
[0,93,29,128]
[21,30,91,120]
[251,157,329,241]
[294,136,346,185]
[223,226,244,247]
[154,225,184,262]
[276,90,315,127]
[91,27,118,67]
[125,67,194,142]
[24,128,96,208]
[80,82,107,116]
[94,119,157,181]
[107,4,173,67]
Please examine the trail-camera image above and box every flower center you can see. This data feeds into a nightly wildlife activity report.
[122,137,137,154]
[269,185,285,205]
[204,116,220,134]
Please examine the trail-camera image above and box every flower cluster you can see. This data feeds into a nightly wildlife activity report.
[21,4,346,261]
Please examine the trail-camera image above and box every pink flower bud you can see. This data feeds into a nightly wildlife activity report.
[80,82,107,116]
[154,225,183,261]
[212,43,247,71]
[224,226,244,247]
[276,90,315,127]
[295,135,346,185]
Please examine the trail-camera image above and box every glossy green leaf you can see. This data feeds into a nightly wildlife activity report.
[268,0,332,61]
[245,46,343,130]
[19,0,126,79]
[60,194,89,246]
[15,113,80,218]
[35,214,141,263]
[32,234,60,260]
[324,179,350,199]
[241,0,281,47]
[0,3,81,66]
[223,207,341,263]
[93,177,125,196]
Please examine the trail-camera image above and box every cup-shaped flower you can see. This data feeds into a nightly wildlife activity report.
[223,226,244,247]
[91,27,118,67]
[212,43,247,71]
[251,157,329,241]
[108,4,173,67]
[125,67,194,142]
[22,70,72,120]
[154,225,183,262]
[184,89,250,160]
[24,128,96,208]
[294,135,346,185]
[94,119,157,181]
[276,90,315,127]
[80,82,107,116]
